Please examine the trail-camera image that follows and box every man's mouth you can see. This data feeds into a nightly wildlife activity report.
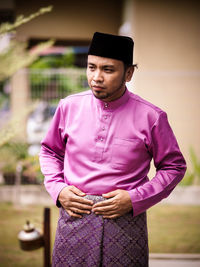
[92,85,105,91]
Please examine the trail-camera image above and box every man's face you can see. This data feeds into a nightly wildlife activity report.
[87,55,132,102]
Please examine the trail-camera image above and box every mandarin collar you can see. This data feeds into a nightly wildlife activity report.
[94,88,130,111]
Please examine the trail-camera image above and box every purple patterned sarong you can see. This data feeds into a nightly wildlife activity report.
[52,195,149,267]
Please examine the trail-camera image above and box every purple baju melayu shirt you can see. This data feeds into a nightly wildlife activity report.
[39,89,186,216]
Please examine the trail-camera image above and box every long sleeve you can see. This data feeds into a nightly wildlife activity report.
[39,90,186,212]
[128,112,187,216]
[39,100,68,205]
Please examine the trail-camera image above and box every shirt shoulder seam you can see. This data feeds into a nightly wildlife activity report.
[129,93,164,115]
[59,90,92,109]
[64,90,92,100]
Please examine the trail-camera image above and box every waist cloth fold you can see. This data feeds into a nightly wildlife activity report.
[52,195,149,267]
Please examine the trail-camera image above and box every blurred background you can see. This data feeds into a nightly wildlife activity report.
[0,0,199,266]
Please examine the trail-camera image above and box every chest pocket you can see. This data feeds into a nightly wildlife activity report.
[111,138,145,171]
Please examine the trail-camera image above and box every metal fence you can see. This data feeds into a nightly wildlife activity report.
[29,68,88,103]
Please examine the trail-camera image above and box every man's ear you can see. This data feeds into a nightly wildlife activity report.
[125,66,135,82]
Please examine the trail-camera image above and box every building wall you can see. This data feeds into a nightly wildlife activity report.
[123,0,200,171]
[15,0,123,42]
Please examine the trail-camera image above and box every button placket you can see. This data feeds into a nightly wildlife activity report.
[94,110,111,162]
[104,115,108,120]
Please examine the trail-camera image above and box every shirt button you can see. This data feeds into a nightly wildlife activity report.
[100,137,104,142]
[102,126,105,131]
[104,115,107,120]
[104,103,108,108]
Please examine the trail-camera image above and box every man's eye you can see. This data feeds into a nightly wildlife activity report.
[104,68,113,73]
[88,66,95,71]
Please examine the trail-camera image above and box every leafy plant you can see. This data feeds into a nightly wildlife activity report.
[30,50,75,69]
[22,155,43,184]
[0,141,27,183]
[29,68,88,102]
[0,103,36,147]
[0,6,53,34]
[0,141,43,184]
[180,147,200,186]
[0,5,54,81]
[0,6,54,184]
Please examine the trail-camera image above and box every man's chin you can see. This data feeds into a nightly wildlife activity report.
[92,90,107,100]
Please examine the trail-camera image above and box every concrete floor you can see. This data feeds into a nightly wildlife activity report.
[149,259,200,267]
[149,254,200,267]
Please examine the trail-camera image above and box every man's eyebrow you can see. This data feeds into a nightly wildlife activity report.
[87,62,97,66]
[87,62,115,68]
[103,65,115,68]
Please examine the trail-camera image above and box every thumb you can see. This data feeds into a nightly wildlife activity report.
[102,190,118,199]
[70,186,86,197]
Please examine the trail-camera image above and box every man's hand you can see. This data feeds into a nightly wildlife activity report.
[58,186,93,218]
[92,189,132,219]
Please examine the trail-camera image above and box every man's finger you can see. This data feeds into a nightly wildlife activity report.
[102,190,118,199]
[71,201,93,210]
[103,214,120,219]
[72,195,94,206]
[92,198,113,209]
[66,209,83,218]
[94,208,116,215]
[70,185,86,197]
[92,201,116,214]
[70,207,91,215]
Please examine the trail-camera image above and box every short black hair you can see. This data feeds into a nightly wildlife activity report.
[124,63,138,72]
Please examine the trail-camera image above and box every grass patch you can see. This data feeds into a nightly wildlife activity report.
[148,204,200,253]
[0,203,200,266]
[0,203,59,267]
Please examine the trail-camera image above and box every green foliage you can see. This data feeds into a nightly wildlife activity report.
[0,103,43,184]
[0,38,54,81]
[30,68,88,103]
[0,6,54,81]
[180,173,194,186]
[30,50,75,69]
[180,147,200,186]
[0,6,55,184]
[0,80,8,109]
[23,155,43,184]
[0,6,53,34]
[29,49,82,101]
[0,103,36,147]
[0,141,28,174]
[0,141,43,184]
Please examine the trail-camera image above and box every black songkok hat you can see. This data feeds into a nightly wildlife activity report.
[88,32,134,65]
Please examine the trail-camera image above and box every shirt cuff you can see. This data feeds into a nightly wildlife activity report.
[46,182,68,207]
[128,189,147,217]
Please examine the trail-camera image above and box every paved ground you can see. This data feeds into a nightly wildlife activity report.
[149,254,200,267]
[149,259,200,267]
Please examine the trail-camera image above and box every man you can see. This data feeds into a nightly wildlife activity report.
[39,32,186,266]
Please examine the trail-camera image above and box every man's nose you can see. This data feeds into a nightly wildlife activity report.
[93,70,103,82]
